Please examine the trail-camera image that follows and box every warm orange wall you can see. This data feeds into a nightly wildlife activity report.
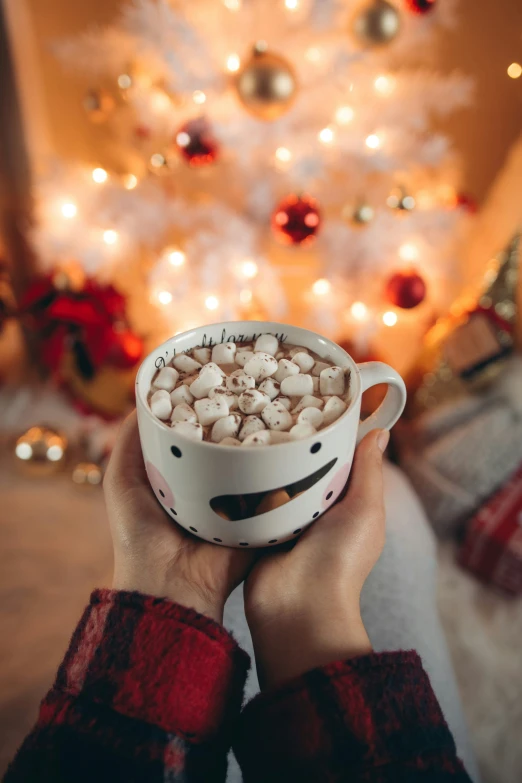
[24,0,522,202]
[25,0,121,165]
[435,0,522,204]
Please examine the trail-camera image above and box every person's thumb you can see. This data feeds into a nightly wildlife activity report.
[341,429,388,522]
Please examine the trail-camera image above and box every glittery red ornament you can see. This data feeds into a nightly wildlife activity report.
[405,0,436,13]
[455,192,478,214]
[385,270,427,309]
[175,117,218,167]
[272,194,321,245]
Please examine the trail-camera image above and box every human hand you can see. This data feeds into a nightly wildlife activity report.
[103,412,253,623]
[244,429,389,689]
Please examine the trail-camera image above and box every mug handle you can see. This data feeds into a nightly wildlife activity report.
[356,362,407,444]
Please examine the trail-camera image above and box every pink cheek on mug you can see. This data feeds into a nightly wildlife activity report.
[322,461,352,509]
[145,461,175,508]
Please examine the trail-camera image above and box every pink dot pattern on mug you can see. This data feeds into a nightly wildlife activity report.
[322,461,352,509]
[145,461,175,508]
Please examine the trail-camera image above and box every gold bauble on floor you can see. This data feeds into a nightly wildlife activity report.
[14,426,68,475]
[72,462,103,486]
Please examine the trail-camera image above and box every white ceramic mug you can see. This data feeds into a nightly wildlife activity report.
[136,321,406,548]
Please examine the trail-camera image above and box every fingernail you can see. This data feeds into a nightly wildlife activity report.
[376,429,390,453]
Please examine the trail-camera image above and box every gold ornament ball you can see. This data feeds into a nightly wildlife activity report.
[387,187,416,211]
[83,89,115,124]
[14,426,68,474]
[148,152,173,176]
[235,44,297,121]
[344,202,375,226]
[72,462,103,486]
[353,0,402,46]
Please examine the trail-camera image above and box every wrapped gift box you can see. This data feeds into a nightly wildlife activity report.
[459,464,522,595]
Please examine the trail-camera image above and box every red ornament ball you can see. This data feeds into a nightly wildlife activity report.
[455,192,478,214]
[405,0,436,13]
[272,194,321,246]
[175,117,218,167]
[385,270,427,309]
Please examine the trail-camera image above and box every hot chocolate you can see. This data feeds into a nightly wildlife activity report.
[148,333,351,446]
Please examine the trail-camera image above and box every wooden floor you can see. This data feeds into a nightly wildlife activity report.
[0,436,113,773]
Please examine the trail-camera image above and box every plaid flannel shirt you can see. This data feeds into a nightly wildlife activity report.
[5,589,471,782]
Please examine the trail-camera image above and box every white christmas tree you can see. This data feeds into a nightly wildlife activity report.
[32,0,473,360]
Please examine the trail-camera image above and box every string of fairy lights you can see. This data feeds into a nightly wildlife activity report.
[56,154,414,331]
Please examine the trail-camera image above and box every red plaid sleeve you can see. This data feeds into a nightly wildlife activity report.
[5,589,250,783]
[235,651,472,782]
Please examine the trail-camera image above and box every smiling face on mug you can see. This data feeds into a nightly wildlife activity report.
[136,321,406,548]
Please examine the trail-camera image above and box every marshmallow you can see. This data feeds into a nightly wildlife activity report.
[211,413,242,443]
[323,396,347,426]
[280,373,314,397]
[171,421,203,442]
[254,334,279,356]
[170,384,194,406]
[152,340,351,446]
[173,354,202,373]
[209,387,239,410]
[288,346,309,358]
[189,364,224,399]
[269,431,292,444]
[153,366,179,391]
[292,351,315,373]
[290,423,317,440]
[238,389,271,415]
[262,400,293,431]
[205,361,226,377]
[226,372,255,393]
[150,389,172,420]
[171,403,197,423]
[238,415,266,441]
[235,349,254,368]
[241,430,271,447]
[292,395,324,414]
[298,407,324,428]
[258,378,280,401]
[193,347,211,364]
[244,352,278,382]
[194,397,229,426]
[220,437,242,447]
[212,342,237,364]
[312,361,331,376]
[320,366,345,396]
[274,359,300,383]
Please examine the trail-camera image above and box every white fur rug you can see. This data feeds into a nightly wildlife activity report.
[437,542,522,783]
